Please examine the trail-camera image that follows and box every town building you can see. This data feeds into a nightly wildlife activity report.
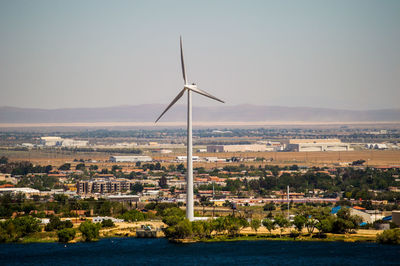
[176,156,199,162]
[393,210,400,226]
[77,178,138,194]
[109,155,152,163]
[106,195,140,205]
[0,187,40,198]
[92,216,124,223]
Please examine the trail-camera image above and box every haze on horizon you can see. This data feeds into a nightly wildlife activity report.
[0,0,399,111]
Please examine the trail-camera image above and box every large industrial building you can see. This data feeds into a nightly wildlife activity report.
[109,155,152,163]
[40,136,88,147]
[207,144,271,153]
[40,136,63,146]
[286,139,352,152]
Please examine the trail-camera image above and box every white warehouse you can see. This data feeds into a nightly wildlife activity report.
[287,139,352,152]
[109,155,152,163]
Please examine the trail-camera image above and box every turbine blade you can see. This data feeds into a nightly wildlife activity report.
[155,88,186,123]
[190,87,225,103]
[180,36,187,84]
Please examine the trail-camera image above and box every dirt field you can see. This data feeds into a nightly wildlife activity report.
[3,149,399,168]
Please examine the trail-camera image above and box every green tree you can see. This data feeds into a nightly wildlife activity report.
[159,176,168,189]
[57,228,76,243]
[262,219,276,235]
[99,201,112,216]
[46,216,74,231]
[131,182,143,194]
[101,219,115,228]
[316,217,335,236]
[177,164,185,172]
[0,216,41,242]
[274,215,290,238]
[332,208,362,234]
[112,165,122,172]
[290,230,300,240]
[89,165,98,171]
[58,163,71,171]
[119,210,145,222]
[0,156,8,164]
[293,215,306,232]
[163,218,192,239]
[45,216,62,231]
[12,216,40,237]
[224,216,248,236]
[44,165,53,173]
[376,228,400,244]
[192,220,207,238]
[305,218,318,234]
[213,217,227,235]
[263,202,276,211]
[79,221,101,242]
[76,163,85,171]
[250,219,261,234]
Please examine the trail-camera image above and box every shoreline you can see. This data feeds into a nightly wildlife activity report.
[15,232,379,245]
[170,233,378,244]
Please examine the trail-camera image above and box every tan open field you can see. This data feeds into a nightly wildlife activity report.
[1,149,399,168]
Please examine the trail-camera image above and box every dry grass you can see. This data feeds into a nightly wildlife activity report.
[2,149,400,168]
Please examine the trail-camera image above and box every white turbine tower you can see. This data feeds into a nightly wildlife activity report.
[155,36,224,221]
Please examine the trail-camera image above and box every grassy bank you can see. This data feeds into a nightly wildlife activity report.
[13,232,377,245]
[20,231,58,243]
[172,232,378,244]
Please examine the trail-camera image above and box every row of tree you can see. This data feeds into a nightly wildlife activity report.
[159,205,364,240]
[0,214,114,243]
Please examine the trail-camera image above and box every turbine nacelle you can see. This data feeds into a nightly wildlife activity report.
[184,84,197,90]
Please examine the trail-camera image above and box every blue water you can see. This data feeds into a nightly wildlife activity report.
[1,238,399,265]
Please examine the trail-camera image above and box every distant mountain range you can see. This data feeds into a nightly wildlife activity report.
[0,105,399,123]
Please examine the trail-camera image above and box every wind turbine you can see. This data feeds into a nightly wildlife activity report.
[155,37,224,221]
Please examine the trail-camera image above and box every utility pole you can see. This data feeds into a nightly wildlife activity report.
[186,89,194,221]
[287,185,290,220]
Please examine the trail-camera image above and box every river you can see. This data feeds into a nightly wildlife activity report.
[1,238,399,265]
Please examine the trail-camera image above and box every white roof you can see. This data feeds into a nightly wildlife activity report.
[0,187,40,193]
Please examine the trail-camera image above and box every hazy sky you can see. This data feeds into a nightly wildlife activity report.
[1,0,399,110]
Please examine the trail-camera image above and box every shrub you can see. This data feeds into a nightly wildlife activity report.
[119,210,145,222]
[376,228,400,245]
[101,219,115,228]
[45,216,73,231]
[163,219,192,239]
[0,216,40,242]
[57,228,76,243]
[79,221,101,242]
[290,230,300,240]
[192,220,214,239]
[263,202,276,211]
